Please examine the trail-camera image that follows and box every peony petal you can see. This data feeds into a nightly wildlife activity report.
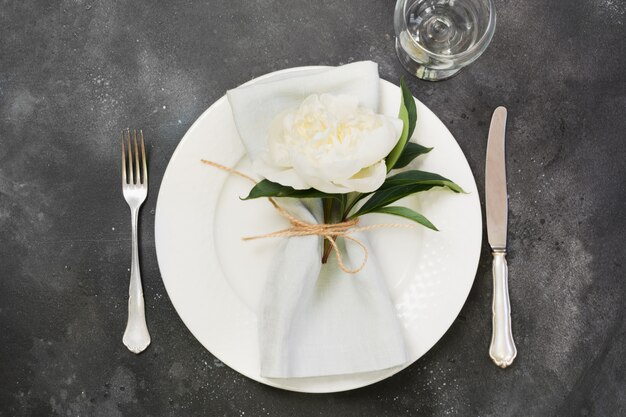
[265,169,311,190]
[253,155,311,190]
[333,160,387,193]
[351,116,403,168]
[306,176,355,194]
[288,151,337,192]
[284,149,355,193]
[314,156,363,181]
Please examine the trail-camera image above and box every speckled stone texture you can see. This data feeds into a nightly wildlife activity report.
[1,0,625,416]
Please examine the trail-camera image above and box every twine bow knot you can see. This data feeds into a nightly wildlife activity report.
[243,205,368,274]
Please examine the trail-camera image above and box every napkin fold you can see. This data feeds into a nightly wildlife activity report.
[227,61,407,378]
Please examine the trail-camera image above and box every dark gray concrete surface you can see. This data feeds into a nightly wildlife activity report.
[1,0,625,416]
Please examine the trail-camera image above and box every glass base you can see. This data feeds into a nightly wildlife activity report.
[395,39,462,81]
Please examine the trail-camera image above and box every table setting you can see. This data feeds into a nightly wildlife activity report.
[1,0,625,416]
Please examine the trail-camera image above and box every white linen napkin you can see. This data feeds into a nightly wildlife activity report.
[227,61,408,378]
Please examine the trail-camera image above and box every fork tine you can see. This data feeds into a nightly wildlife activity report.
[121,130,126,184]
[140,130,147,185]
[133,129,140,184]
[127,129,134,184]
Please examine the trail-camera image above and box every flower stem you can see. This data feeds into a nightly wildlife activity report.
[321,198,333,264]
[321,237,334,264]
[343,192,365,218]
[321,195,360,264]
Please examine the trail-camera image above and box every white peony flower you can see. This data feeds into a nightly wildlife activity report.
[253,94,404,194]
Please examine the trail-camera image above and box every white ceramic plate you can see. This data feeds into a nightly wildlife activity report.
[155,66,482,393]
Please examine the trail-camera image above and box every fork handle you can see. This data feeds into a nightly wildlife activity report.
[123,207,151,353]
[489,250,516,368]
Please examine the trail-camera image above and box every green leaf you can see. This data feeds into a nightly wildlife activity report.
[352,170,463,216]
[243,179,342,201]
[392,142,433,169]
[386,100,409,171]
[339,193,348,217]
[352,183,437,216]
[401,78,418,140]
[379,170,464,193]
[386,78,418,172]
[369,206,438,231]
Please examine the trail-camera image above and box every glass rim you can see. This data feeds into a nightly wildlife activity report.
[399,0,497,61]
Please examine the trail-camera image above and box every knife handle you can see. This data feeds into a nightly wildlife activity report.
[489,250,517,368]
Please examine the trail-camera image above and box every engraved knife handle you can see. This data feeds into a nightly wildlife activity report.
[489,250,517,368]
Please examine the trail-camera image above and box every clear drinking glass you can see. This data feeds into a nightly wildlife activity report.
[394,0,496,81]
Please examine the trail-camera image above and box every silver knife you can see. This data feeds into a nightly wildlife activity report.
[485,106,517,368]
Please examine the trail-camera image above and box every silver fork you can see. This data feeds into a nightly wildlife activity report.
[121,129,151,354]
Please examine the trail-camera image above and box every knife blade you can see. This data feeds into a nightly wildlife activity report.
[486,107,508,250]
[485,106,517,368]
